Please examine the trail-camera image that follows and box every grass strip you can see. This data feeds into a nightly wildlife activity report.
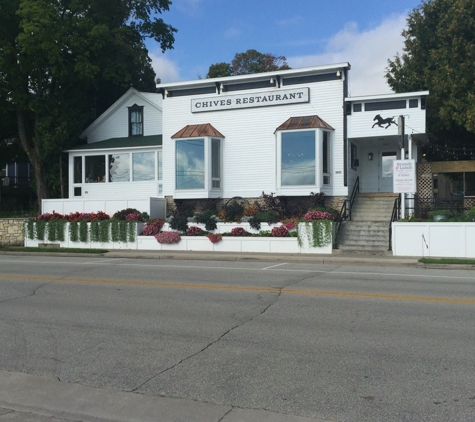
[419,257,475,265]
[0,246,108,254]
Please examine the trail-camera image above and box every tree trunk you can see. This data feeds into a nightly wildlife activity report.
[16,109,49,213]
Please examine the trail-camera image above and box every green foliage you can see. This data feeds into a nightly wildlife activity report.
[206,49,290,78]
[69,221,79,242]
[206,62,233,78]
[128,221,137,242]
[249,211,279,230]
[110,220,124,242]
[0,0,177,204]
[35,220,47,241]
[26,220,35,240]
[385,0,475,157]
[468,207,475,217]
[428,209,453,219]
[297,221,333,248]
[47,219,66,242]
[169,215,188,233]
[79,221,88,242]
[195,210,218,231]
[112,208,142,221]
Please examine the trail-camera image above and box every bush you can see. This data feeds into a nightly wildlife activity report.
[195,209,218,231]
[229,227,249,236]
[169,215,189,233]
[155,231,181,244]
[249,211,279,230]
[187,226,204,236]
[271,226,289,237]
[112,208,142,220]
[142,218,165,236]
[303,210,334,221]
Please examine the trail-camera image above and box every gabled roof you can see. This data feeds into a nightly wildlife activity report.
[67,135,162,152]
[275,116,334,133]
[80,87,162,139]
[171,124,225,139]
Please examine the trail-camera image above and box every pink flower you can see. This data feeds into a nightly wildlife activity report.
[303,211,334,222]
[206,233,223,244]
[155,231,181,244]
[187,226,203,236]
[271,226,289,237]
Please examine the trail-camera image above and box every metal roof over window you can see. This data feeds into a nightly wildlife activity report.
[67,135,162,152]
[171,124,225,139]
[275,116,334,133]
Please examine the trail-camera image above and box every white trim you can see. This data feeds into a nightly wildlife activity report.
[345,91,429,102]
[158,63,351,89]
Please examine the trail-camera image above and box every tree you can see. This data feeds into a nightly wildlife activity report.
[0,0,177,209]
[385,0,475,160]
[206,62,233,79]
[206,49,290,78]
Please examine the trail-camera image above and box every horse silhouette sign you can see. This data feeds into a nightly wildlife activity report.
[372,114,398,129]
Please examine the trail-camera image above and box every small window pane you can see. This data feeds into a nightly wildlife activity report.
[157,151,163,180]
[281,131,315,186]
[109,154,130,182]
[409,99,418,108]
[133,152,155,181]
[353,103,362,112]
[85,155,105,183]
[212,139,220,179]
[74,157,82,183]
[176,139,205,189]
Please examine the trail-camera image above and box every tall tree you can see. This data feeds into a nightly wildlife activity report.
[385,0,475,160]
[0,0,177,208]
[206,49,290,78]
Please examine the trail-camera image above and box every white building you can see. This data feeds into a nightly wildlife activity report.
[43,63,428,217]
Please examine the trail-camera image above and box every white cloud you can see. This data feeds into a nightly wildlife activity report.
[224,27,242,39]
[173,0,203,14]
[149,53,181,83]
[287,13,408,96]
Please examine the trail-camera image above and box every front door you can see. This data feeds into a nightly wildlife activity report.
[380,151,397,192]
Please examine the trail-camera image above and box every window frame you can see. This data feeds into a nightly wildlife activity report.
[128,104,144,137]
[173,136,223,198]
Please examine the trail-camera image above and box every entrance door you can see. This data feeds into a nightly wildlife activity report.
[380,151,397,192]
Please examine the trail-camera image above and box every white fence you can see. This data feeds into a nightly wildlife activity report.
[392,222,475,258]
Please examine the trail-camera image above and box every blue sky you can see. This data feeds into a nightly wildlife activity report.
[148,0,423,96]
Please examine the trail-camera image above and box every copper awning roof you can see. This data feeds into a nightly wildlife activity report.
[275,116,334,133]
[171,123,225,139]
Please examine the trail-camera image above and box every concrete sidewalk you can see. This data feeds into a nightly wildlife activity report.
[104,249,421,267]
[0,370,331,422]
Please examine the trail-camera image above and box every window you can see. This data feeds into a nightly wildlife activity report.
[109,154,130,182]
[132,152,155,181]
[351,143,358,170]
[128,104,143,136]
[323,131,331,185]
[364,100,406,111]
[176,139,205,189]
[281,131,315,186]
[85,155,106,183]
[73,156,82,183]
[157,150,163,181]
[211,139,221,188]
[353,103,362,112]
[409,99,418,108]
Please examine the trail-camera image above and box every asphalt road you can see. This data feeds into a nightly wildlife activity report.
[0,254,474,421]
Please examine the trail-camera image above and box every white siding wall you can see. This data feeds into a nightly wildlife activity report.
[347,99,426,139]
[84,93,162,143]
[163,80,346,199]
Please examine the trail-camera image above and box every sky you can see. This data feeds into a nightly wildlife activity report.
[147,0,423,97]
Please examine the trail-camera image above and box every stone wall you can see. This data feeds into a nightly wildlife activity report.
[0,218,29,246]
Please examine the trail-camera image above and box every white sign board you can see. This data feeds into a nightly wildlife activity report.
[393,159,416,193]
[191,87,309,113]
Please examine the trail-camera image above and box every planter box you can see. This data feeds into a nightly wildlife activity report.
[25,222,333,255]
[392,222,475,258]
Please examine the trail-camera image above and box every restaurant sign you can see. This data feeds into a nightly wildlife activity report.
[191,87,309,113]
[393,159,416,193]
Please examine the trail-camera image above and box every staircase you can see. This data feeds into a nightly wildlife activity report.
[336,194,398,255]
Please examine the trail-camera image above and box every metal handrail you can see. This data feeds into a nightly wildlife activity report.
[334,177,359,249]
[388,194,401,251]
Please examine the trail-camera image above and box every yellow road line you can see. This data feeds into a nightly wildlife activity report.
[1,274,475,305]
